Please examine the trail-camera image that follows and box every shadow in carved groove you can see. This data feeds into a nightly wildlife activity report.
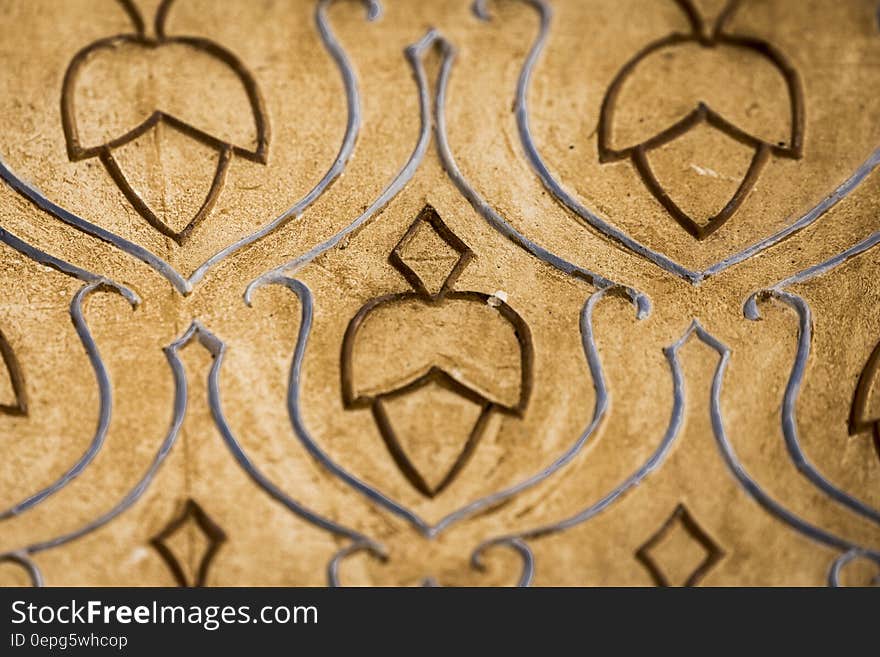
[479,0,877,284]
[245,27,646,545]
[0,0,378,295]
[341,205,534,497]
[635,503,724,587]
[150,498,227,587]
[849,339,880,463]
[61,0,269,244]
[598,0,804,240]
[0,326,26,416]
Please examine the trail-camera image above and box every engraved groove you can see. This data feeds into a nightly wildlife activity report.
[477,321,880,577]
[634,503,724,587]
[0,282,136,520]
[149,498,227,587]
[0,0,381,294]
[0,325,27,416]
[478,0,880,284]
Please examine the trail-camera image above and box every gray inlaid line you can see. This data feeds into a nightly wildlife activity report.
[828,548,880,586]
[329,535,533,586]
[473,317,688,554]
[430,25,649,314]
[0,158,191,294]
[470,537,534,587]
[255,276,637,539]
[476,0,880,285]
[327,542,379,586]
[246,25,435,293]
[0,227,139,305]
[202,320,383,551]
[256,276,430,533]
[0,281,136,521]
[0,552,43,587]
[703,147,880,279]
[476,321,880,572]
[768,228,880,291]
[744,289,880,527]
[0,0,380,295]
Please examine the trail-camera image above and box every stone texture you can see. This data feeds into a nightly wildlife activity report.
[0,0,878,586]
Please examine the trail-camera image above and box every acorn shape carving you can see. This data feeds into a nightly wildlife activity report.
[61,0,269,244]
[341,206,534,498]
[598,0,803,239]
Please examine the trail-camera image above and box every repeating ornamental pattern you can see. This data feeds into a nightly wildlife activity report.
[0,0,879,587]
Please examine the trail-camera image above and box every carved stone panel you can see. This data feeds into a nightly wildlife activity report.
[0,0,879,587]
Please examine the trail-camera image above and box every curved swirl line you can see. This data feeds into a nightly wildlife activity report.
[470,537,534,587]
[0,227,139,305]
[0,0,382,295]
[474,317,687,551]
[327,541,388,587]
[744,289,880,527]
[828,548,880,587]
[431,22,649,314]
[0,280,137,521]
[329,536,533,587]
[475,0,880,285]
[0,552,43,587]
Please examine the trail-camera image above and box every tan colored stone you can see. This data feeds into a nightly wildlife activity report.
[0,0,878,586]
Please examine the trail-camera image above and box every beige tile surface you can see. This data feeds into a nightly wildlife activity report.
[0,0,878,586]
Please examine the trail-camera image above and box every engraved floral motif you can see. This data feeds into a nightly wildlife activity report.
[61,0,269,244]
[598,0,803,239]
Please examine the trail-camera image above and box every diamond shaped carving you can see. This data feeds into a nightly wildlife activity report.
[150,499,226,587]
[389,205,473,300]
[636,503,724,586]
